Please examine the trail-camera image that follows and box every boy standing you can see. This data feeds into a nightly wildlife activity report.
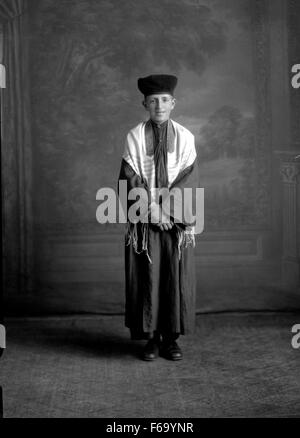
[118,75,199,361]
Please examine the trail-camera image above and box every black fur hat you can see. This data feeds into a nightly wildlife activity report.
[137,74,178,97]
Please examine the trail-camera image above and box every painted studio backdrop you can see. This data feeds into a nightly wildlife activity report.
[1,0,299,314]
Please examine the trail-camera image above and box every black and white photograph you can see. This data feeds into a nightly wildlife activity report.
[0,0,300,420]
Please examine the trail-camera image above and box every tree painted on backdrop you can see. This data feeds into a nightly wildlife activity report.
[32,0,228,224]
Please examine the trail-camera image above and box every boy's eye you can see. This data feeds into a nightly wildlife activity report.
[148,98,171,105]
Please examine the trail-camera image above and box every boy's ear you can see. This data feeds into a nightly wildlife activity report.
[142,100,148,109]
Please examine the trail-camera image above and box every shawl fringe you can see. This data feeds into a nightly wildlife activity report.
[125,222,195,263]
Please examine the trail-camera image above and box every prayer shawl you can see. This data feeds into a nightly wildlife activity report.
[118,119,199,339]
[120,119,198,264]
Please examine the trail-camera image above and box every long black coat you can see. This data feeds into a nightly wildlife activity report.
[118,156,199,340]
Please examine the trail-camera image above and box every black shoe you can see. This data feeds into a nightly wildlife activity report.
[160,340,183,361]
[142,338,160,361]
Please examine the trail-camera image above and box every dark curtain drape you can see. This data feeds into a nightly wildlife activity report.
[0,0,33,303]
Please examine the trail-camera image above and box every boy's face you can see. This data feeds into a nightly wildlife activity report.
[143,93,176,124]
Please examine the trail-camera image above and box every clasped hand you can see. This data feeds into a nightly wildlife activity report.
[150,203,173,231]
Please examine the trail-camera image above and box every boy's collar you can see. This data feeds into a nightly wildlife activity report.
[145,119,175,156]
[149,118,169,129]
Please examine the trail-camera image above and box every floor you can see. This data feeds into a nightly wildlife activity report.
[1,312,300,418]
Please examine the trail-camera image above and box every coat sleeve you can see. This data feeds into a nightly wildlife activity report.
[117,158,150,223]
[161,157,199,228]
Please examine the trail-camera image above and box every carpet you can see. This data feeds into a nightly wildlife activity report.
[0,313,300,418]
